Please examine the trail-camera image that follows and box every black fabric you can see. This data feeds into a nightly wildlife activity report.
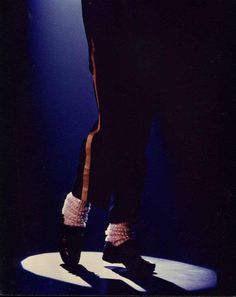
[72,0,157,222]
[72,0,233,224]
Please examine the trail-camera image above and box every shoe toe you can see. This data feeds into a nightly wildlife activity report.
[59,225,85,266]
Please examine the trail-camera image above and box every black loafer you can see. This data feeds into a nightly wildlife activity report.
[102,240,156,273]
[59,223,86,266]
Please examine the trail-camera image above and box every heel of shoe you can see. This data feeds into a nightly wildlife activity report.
[102,252,123,264]
[102,253,115,263]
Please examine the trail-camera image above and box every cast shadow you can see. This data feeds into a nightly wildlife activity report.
[61,263,139,294]
[61,263,188,295]
[105,265,188,295]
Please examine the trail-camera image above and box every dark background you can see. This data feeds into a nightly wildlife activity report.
[1,0,235,295]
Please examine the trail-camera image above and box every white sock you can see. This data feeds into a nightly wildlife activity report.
[62,192,91,227]
[105,223,133,246]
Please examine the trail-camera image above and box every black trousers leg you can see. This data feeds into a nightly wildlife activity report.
[72,0,157,223]
[72,69,156,219]
[108,91,156,223]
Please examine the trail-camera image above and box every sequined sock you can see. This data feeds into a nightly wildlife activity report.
[105,223,133,246]
[62,192,91,227]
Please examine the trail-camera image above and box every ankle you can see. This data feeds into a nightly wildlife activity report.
[62,192,91,227]
[105,222,134,246]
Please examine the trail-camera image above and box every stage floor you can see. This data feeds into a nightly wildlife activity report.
[18,251,217,295]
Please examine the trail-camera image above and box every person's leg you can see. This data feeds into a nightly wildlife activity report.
[102,90,156,273]
[60,0,133,265]
[60,0,156,270]
[62,0,136,219]
[96,1,158,272]
[108,98,156,224]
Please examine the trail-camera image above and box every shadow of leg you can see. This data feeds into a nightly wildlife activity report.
[105,265,188,295]
[60,264,143,295]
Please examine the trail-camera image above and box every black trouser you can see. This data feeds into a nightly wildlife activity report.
[72,0,230,225]
[72,0,157,223]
